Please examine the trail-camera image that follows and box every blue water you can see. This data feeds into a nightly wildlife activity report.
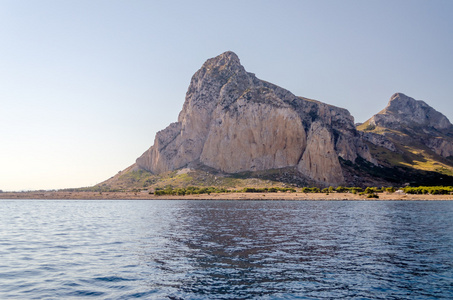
[0,200,452,299]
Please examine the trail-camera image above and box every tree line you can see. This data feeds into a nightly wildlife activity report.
[152,185,453,197]
[402,186,453,195]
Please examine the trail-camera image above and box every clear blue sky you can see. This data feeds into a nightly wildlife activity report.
[1,0,452,191]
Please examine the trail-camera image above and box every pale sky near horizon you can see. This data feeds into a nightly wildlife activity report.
[1,0,453,191]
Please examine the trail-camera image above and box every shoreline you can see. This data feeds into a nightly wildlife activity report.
[1,191,453,201]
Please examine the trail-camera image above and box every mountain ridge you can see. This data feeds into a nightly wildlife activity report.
[99,51,453,190]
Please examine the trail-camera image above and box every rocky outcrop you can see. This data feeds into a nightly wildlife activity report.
[297,121,345,184]
[426,138,453,158]
[359,131,399,152]
[137,52,247,173]
[136,122,182,174]
[364,93,453,158]
[136,51,373,186]
[369,93,452,131]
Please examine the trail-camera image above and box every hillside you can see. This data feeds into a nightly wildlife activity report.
[356,93,453,185]
[97,165,300,192]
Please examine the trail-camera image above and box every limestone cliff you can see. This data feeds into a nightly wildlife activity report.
[297,121,344,184]
[136,51,373,186]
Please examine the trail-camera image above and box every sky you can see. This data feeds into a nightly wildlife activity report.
[1,0,453,191]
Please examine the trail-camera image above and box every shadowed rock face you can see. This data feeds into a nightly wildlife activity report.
[136,51,372,186]
[297,121,345,185]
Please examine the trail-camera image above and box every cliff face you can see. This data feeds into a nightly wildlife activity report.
[136,51,373,186]
[199,91,306,173]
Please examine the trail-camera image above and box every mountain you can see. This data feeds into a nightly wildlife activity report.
[99,52,453,190]
[357,93,453,185]
[135,51,374,187]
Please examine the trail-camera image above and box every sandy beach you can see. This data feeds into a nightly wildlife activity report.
[1,191,452,201]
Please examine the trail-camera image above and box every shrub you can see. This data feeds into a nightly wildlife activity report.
[311,187,321,193]
[351,187,363,194]
[385,187,396,193]
[336,186,347,193]
[302,187,311,193]
[176,188,186,196]
[365,187,381,194]
[367,193,379,199]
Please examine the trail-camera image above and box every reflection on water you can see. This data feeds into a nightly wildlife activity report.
[1,200,452,299]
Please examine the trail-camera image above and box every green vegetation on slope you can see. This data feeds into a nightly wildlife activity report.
[95,167,291,192]
[366,142,453,177]
[357,119,453,180]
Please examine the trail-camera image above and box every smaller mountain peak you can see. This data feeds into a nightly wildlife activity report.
[386,93,429,112]
[374,93,452,131]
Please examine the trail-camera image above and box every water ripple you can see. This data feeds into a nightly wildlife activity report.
[0,200,452,299]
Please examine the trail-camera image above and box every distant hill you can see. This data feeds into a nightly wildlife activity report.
[356,93,453,186]
[97,52,453,190]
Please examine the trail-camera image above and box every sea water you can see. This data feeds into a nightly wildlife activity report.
[0,199,452,299]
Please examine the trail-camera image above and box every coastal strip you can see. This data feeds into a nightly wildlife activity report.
[1,191,452,201]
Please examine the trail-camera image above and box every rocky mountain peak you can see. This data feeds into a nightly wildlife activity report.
[386,93,430,116]
[361,93,453,161]
[181,52,252,110]
[370,93,451,131]
[205,51,240,67]
[197,51,246,78]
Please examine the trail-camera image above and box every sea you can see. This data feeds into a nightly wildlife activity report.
[0,199,452,299]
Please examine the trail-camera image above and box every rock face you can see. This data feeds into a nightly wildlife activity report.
[199,93,306,173]
[366,93,453,158]
[297,121,344,184]
[359,131,399,152]
[369,93,452,131]
[426,138,453,158]
[136,51,374,186]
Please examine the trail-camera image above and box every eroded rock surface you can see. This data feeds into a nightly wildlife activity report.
[364,93,453,158]
[200,88,307,173]
[136,51,372,186]
[297,121,345,185]
[369,93,451,131]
